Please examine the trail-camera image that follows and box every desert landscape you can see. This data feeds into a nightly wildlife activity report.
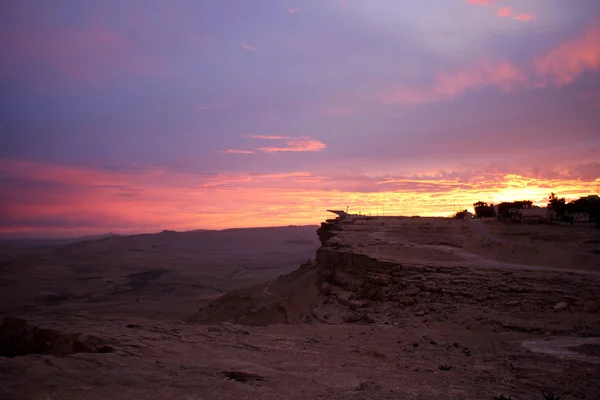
[1,217,599,400]
[3,1,600,399]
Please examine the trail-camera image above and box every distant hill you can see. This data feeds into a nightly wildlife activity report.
[0,233,120,248]
[0,225,321,317]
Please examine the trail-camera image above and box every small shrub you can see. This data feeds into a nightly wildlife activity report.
[438,365,452,371]
[412,342,419,347]
[493,396,512,400]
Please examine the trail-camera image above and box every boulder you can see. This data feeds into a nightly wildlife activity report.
[553,302,568,312]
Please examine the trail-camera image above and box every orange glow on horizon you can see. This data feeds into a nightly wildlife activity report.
[1,159,597,237]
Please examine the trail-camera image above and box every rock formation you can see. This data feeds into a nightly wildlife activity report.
[191,217,600,334]
[0,317,114,358]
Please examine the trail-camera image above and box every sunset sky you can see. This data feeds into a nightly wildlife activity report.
[1,0,600,238]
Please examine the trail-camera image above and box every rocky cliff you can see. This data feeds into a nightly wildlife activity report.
[192,217,600,334]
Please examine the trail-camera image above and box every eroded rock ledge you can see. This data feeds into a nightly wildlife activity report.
[0,317,115,358]
[192,217,600,333]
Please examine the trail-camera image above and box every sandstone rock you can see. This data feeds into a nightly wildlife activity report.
[0,318,114,358]
[373,276,389,286]
[316,222,338,244]
[415,309,427,317]
[223,370,265,383]
[404,286,421,296]
[344,312,375,324]
[320,282,331,295]
[554,302,568,312]
[401,297,416,306]
[355,379,378,391]
[348,300,366,310]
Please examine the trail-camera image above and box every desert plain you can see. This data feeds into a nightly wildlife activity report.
[1,217,599,400]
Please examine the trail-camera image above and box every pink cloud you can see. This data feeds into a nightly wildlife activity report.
[497,7,512,17]
[247,135,293,140]
[197,171,316,190]
[514,13,536,22]
[217,149,255,154]
[1,22,159,83]
[198,105,212,111]
[218,136,327,154]
[381,21,600,105]
[1,157,598,237]
[241,43,256,51]
[257,138,327,153]
[564,162,600,181]
[466,0,536,22]
[496,8,534,22]
[0,159,162,188]
[382,62,525,104]
[534,23,600,86]
[465,0,496,6]
[284,7,300,14]
[581,91,600,108]
[2,158,597,237]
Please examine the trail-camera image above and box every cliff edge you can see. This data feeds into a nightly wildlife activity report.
[190,216,600,333]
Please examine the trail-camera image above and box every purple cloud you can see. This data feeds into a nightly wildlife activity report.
[0,0,599,236]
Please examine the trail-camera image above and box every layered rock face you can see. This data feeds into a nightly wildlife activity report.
[194,216,600,333]
[314,217,600,330]
[189,260,322,326]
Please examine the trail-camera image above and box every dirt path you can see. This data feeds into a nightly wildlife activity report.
[522,337,600,364]
[469,218,490,239]
[463,218,600,276]
[262,280,283,300]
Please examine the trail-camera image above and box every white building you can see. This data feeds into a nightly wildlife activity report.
[512,207,548,221]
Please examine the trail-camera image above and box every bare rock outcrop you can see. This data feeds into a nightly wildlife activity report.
[190,218,600,333]
[316,221,339,245]
[189,261,322,326]
[0,317,114,358]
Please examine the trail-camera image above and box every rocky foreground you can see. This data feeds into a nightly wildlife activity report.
[1,217,600,399]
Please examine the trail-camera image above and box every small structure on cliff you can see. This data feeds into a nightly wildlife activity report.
[327,210,348,220]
